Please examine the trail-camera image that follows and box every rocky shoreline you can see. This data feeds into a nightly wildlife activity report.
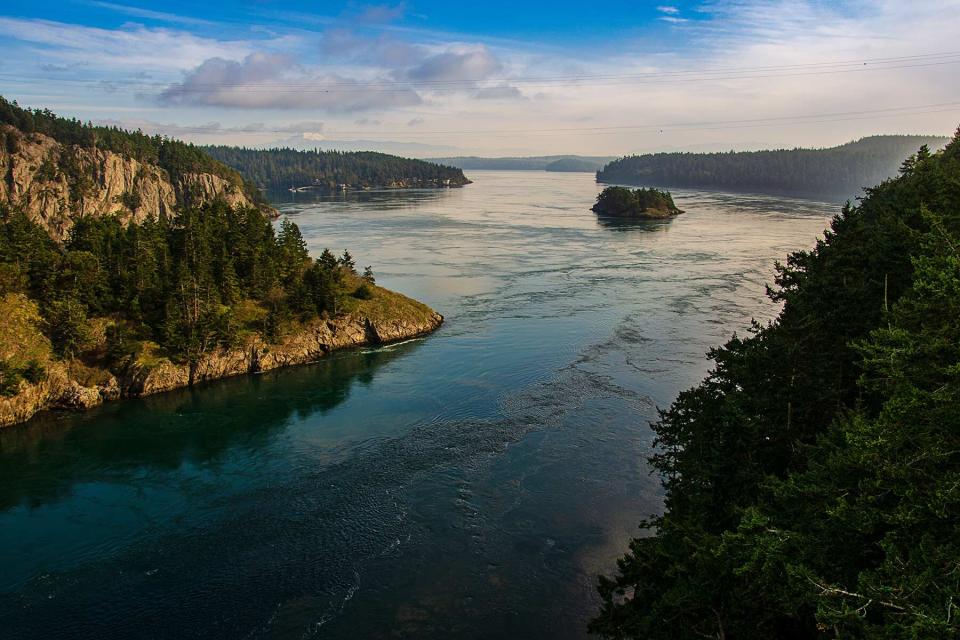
[0,310,443,429]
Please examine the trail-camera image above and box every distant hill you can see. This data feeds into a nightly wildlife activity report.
[428,155,614,172]
[544,157,607,172]
[266,134,461,158]
[204,146,470,192]
[597,135,951,199]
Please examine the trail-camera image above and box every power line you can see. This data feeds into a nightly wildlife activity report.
[91,101,960,138]
[330,104,960,136]
[1,51,958,93]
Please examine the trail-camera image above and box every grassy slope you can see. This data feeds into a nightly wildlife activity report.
[0,293,52,368]
[339,274,439,325]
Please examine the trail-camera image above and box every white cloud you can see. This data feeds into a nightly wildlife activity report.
[474,84,525,100]
[656,5,687,23]
[320,29,424,68]
[85,1,217,26]
[0,18,254,71]
[399,46,502,83]
[159,53,422,111]
[356,3,407,24]
[5,1,959,156]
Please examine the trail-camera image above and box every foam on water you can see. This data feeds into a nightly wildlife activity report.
[0,171,837,639]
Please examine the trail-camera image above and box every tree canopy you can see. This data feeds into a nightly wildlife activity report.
[597,135,950,198]
[0,200,359,370]
[0,95,265,206]
[590,135,960,639]
[592,186,682,218]
[203,146,470,192]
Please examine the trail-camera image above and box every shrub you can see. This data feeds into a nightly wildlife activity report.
[352,283,374,300]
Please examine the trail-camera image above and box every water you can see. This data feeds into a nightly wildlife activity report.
[0,171,837,639]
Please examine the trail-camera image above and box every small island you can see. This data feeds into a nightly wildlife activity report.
[591,186,683,219]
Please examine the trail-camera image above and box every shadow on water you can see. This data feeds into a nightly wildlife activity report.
[0,341,422,512]
[268,187,458,209]
[593,214,675,233]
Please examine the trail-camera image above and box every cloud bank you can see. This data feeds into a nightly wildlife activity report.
[1,1,958,155]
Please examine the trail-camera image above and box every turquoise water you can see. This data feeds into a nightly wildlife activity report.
[0,171,837,638]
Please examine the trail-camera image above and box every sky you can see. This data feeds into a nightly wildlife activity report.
[1,0,959,157]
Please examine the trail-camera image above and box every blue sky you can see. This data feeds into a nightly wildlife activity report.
[1,1,959,155]
[4,1,689,45]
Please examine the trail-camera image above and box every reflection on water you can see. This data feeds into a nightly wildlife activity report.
[268,187,456,209]
[0,344,415,513]
[593,214,675,233]
[0,171,835,639]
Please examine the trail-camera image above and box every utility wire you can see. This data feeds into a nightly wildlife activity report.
[0,51,958,93]
[79,101,960,138]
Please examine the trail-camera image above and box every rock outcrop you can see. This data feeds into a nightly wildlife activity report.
[0,125,272,241]
[0,292,122,427]
[0,307,443,429]
[121,312,443,397]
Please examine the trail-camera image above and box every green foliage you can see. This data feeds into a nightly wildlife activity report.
[0,360,23,396]
[592,186,681,218]
[0,95,266,206]
[0,204,59,298]
[591,133,960,639]
[339,249,356,274]
[597,135,951,198]
[352,283,374,300]
[118,190,142,212]
[44,299,91,358]
[0,199,357,366]
[20,359,44,384]
[202,146,469,191]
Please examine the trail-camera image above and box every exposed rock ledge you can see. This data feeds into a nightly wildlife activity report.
[0,124,274,242]
[0,311,442,429]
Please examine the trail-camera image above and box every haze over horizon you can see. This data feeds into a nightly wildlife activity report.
[1,0,959,157]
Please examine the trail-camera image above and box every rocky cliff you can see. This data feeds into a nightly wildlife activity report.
[0,125,272,241]
[0,291,443,428]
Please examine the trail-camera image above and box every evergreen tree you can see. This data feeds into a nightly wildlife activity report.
[44,299,91,358]
[339,249,356,274]
[591,133,960,639]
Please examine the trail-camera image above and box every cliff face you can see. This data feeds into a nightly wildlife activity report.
[123,312,443,397]
[0,125,266,241]
[0,298,443,429]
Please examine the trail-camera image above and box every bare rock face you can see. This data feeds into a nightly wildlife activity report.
[1,311,443,427]
[117,312,445,402]
[55,380,104,411]
[0,363,69,428]
[0,125,265,242]
[98,376,121,402]
[367,312,445,343]
[191,345,256,384]
[0,365,120,427]
[122,359,191,397]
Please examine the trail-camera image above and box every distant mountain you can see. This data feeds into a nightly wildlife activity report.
[428,155,615,172]
[597,135,951,199]
[544,157,608,172]
[203,146,470,192]
[270,134,462,158]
